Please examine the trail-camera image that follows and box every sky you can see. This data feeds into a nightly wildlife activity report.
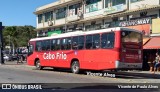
[0,0,57,27]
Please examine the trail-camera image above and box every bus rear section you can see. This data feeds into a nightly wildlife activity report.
[115,29,143,69]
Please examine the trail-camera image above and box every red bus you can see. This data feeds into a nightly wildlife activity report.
[27,27,143,74]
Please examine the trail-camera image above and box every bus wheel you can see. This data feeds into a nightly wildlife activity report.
[35,60,43,70]
[71,61,80,74]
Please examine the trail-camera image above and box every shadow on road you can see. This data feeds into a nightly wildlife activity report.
[34,67,160,79]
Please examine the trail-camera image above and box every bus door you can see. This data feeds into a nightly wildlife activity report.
[27,42,35,65]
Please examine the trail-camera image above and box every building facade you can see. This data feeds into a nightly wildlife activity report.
[34,0,160,37]
[34,0,160,70]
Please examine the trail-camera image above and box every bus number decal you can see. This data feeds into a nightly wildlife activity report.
[43,52,67,60]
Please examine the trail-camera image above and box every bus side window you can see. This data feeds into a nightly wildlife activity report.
[46,40,51,51]
[86,35,93,49]
[101,33,115,49]
[51,39,56,50]
[36,41,42,51]
[42,41,46,51]
[55,39,61,50]
[67,38,72,50]
[101,33,108,48]
[107,33,115,48]
[93,34,100,49]
[28,44,34,53]
[78,36,84,50]
[72,37,78,50]
[61,38,68,50]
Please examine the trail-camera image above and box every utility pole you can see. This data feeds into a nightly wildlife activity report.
[0,22,4,64]
[9,35,11,55]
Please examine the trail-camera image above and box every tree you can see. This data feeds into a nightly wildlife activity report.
[2,26,36,48]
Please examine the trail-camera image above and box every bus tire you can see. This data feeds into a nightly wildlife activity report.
[71,61,80,74]
[35,60,43,70]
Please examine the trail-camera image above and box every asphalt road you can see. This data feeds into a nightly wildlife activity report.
[0,62,159,92]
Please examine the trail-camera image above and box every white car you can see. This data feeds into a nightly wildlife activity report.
[3,55,9,61]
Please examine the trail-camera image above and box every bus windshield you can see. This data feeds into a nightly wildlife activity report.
[121,30,142,49]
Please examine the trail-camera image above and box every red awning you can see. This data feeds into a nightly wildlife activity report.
[143,37,150,45]
[143,37,160,49]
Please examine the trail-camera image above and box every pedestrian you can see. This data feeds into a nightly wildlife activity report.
[16,54,19,64]
[20,55,23,63]
[153,52,160,74]
[148,54,154,72]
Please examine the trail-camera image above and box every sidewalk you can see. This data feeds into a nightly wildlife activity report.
[3,60,27,65]
[1,61,34,69]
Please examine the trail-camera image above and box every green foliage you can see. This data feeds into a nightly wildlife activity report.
[2,25,36,47]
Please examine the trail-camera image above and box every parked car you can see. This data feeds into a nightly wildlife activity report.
[3,55,9,61]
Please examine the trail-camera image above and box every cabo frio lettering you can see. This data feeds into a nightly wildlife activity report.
[43,52,67,60]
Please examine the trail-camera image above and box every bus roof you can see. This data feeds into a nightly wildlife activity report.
[30,27,142,42]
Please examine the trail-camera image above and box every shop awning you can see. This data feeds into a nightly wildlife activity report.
[143,37,160,49]
[143,37,150,45]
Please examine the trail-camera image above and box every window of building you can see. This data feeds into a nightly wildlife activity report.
[85,0,101,13]
[38,14,43,23]
[61,38,72,50]
[101,33,115,48]
[85,24,102,31]
[56,7,67,19]
[45,11,53,22]
[105,0,110,8]
[69,3,81,16]
[111,0,125,6]
[130,0,143,3]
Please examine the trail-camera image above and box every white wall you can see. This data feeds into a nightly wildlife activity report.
[129,10,158,19]
[130,0,159,10]
[67,15,79,22]
[37,23,44,29]
[84,9,104,18]
[55,18,66,25]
